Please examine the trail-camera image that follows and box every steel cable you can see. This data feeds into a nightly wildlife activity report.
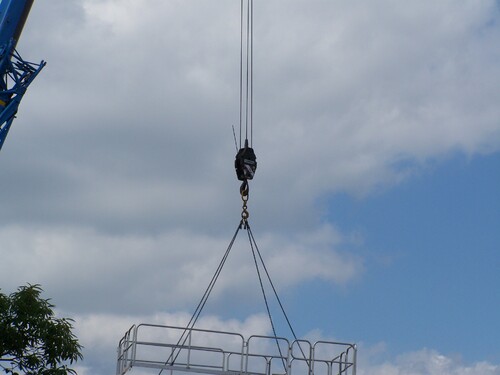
[158,222,242,375]
[239,0,253,148]
[247,224,312,370]
[246,224,287,372]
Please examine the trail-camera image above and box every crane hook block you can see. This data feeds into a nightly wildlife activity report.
[235,139,257,181]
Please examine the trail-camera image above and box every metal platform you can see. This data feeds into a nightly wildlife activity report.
[117,324,356,375]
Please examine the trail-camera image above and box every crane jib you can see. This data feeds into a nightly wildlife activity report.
[0,0,34,47]
[0,0,45,152]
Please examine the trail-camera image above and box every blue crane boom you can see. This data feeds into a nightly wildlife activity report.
[0,0,45,151]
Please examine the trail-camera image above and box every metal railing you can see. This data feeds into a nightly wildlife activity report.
[117,324,356,375]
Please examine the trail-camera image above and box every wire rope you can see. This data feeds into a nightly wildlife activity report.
[156,218,310,375]
[247,224,312,370]
[238,0,253,148]
[246,224,287,372]
[250,0,254,147]
[239,0,244,148]
[245,0,251,142]
[158,222,242,375]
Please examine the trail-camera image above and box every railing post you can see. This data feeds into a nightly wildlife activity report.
[116,345,120,375]
[240,340,247,374]
[352,345,357,375]
[131,325,138,367]
[309,344,314,375]
[170,346,175,375]
[286,343,292,375]
[187,329,192,368]
[245,340,250,374]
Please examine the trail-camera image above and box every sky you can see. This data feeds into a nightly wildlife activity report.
[1,0,499,374]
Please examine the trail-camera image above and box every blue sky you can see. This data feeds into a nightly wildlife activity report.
[1,1,499,375]
[221,152,500,364]
[324,152,500,362]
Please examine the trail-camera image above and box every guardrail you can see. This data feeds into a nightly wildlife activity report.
[117,324,356,375]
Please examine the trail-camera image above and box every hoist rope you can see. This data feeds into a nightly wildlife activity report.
[250,0,254,147]
[245,0,253,147]
[239,0,253,148]
[239,0,243,148]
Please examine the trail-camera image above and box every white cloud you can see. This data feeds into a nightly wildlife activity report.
[2,1,500,374]
[358,347,500,375]
[73,311,272,375]
[297,333,500,375]
[0,223,362,314]
[255,0,500,201]
[251,224,363,286]
[71,313,500,375]
[4,0,499,234]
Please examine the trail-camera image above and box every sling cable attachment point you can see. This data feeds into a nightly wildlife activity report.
[116,2,356,374]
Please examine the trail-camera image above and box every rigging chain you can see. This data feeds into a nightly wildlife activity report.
[240,180,249,222]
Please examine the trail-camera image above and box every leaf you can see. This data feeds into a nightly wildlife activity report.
[0,285,83,375]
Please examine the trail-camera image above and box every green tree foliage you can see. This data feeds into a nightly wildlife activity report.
[0,284,83,375]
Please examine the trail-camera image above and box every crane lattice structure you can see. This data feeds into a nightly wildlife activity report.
[0,0,45,151]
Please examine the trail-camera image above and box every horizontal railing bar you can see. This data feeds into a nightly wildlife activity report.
[116,324,356,375]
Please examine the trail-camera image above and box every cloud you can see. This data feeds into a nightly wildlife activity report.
[71,312,500,375]
[1,1,500,374]
[0,223,362,314]
[255,0,500,199]
[73,311,272,375]
[358,347,500,375]
[295,332,500,375]
[2,0,499,234]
